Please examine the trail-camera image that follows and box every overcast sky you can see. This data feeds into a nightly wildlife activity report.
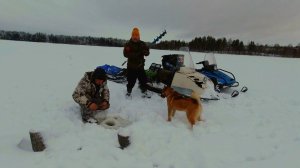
[0,0,299,45]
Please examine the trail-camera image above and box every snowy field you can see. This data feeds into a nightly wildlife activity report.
[1,40,300,168]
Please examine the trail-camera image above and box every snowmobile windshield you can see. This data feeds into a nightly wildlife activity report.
[204,53,217,67]
[179,47,195,71]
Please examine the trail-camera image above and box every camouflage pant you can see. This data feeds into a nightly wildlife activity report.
[80,98,109,123]
[80,106,108,123]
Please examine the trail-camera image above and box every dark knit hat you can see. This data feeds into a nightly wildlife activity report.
[92,67,107,80]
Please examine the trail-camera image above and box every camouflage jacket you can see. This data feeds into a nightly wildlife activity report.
[72,72,110,107]
[123,39,149,70]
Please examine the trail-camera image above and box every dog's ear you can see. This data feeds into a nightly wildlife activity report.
[166,87,173,93]
[160,88,166,98]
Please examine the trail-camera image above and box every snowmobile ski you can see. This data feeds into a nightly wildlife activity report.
[231,90,239,97]
[241,86,248,93]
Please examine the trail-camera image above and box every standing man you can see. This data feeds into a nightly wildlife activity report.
[123,27,150,98]
[72,67,110,123]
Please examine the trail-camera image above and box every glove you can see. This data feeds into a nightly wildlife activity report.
[143,50,149,56]
[98,101,110,110]
[88,103,98,111]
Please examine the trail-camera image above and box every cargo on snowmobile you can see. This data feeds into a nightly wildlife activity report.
[158,47,219,100]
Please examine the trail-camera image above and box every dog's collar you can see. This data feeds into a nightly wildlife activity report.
[168,93,190,100]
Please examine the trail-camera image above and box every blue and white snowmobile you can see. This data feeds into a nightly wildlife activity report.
[195,53,248,97]
[97,63,165,94]
[97,64,127,84]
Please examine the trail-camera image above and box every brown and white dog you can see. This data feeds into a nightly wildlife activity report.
[161,86,203,128]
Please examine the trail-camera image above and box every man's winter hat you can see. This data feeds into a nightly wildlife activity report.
[131,27,140,38]
[92,67,107,80]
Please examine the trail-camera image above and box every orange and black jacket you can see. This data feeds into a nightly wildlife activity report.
[123,39,149,70]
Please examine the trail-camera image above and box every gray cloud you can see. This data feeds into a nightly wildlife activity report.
[0,0,299,45]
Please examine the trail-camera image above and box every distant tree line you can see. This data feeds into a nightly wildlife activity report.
[0,30,126,47]
[1,30,299,58]
[153,36,300,58]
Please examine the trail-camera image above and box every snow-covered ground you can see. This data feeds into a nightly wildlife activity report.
[0,40,300,168]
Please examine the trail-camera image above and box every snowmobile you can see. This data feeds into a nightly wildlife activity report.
[98,63,162,85]
[195,53,248,97]
[97,64,127,84]
[98,63,165,94]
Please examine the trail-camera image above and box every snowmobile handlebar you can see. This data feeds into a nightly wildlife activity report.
[196,61,210,67]
[196,61,205,65]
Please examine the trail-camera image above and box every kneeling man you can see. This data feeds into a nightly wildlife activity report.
[72,67,110,123]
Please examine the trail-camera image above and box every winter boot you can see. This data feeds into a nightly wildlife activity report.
[142,91,151,98]
[126,92,132,99]
[86,118,98,124]
[126,87,132,99]
[81,107,98,124]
